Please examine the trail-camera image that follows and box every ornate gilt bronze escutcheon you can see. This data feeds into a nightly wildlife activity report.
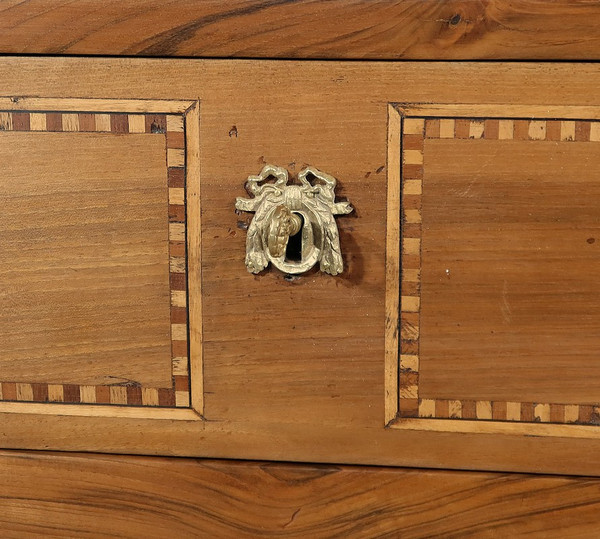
[235,165,353,275]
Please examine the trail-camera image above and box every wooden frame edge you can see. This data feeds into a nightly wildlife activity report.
[391,417,600,440]
[384,104,401,425]
[396,103,600,120]
[0,401,203,420]
[185,101,204,417]
[0,97,195,114]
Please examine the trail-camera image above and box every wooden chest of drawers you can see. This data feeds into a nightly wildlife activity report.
[3,2,600,535]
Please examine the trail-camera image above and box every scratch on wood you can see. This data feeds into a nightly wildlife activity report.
[501,279,512,324]
[283,507,301,529]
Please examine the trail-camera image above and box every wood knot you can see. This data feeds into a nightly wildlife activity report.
[449,13,462,27]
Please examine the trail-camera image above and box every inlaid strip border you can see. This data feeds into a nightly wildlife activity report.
[390,110,600,426]
[397,117,424,420]
[416,398,600,424]
[421,118,600,142]
[0,108,193,408]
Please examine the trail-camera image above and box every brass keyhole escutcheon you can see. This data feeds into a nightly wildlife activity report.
[235,165,353,275]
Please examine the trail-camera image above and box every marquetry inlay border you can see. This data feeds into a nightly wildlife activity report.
[386,104,600,429]
[0,99,201,410]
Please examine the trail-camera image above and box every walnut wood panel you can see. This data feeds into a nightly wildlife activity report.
[421,136,600,406]
[0,132,171,386]
[2,59,600,476]
[1,0,600,60]
[2,451,600,538]
[0,101,196,409]
[393,112,600,428]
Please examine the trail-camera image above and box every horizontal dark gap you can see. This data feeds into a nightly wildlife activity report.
[0,53,598,64]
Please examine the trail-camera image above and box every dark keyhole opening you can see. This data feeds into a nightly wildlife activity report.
[285,213,304,262]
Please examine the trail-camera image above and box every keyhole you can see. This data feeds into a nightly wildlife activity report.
[285,213,304,262]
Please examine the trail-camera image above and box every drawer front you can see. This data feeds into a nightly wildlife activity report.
[1,58,600,476]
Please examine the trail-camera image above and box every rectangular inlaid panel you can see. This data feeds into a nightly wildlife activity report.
[0,105,193,408]
[393,113,600,426]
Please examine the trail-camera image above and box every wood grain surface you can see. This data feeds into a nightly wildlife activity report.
[0,131,172,387]
[421,136,600,405]
[0,0,599,60]
[1,450,600,538]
